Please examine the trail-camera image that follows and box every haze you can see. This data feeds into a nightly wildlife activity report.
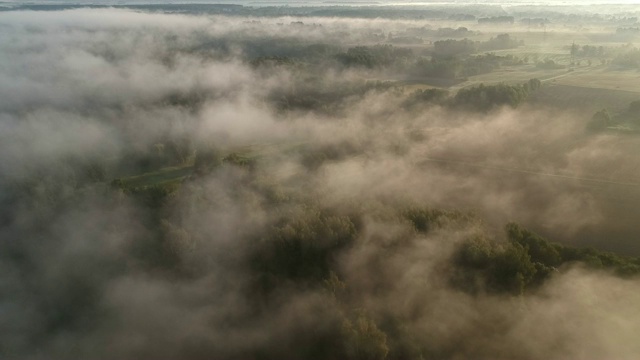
[1,2,640,359]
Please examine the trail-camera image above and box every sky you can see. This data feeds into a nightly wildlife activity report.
[2,0,640,6]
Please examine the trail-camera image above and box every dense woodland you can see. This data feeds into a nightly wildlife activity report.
[2,3,640,360]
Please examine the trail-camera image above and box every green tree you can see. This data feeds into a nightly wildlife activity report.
[342,311,389,360]
[570,42,579,56]
[526,78,541,92]
[506,223,561,267]
[491,242,537,295]
[433,38,477,58]
[453,83,528,111]
[588,109,611,131]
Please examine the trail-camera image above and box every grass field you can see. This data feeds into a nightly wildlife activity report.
[456,65,566,88]
[553,67,640,93]
[528,84,640,113]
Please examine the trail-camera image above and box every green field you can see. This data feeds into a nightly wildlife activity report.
[554,68,640,93]
[529,84,640,113]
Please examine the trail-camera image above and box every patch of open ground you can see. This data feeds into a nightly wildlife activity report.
[528,84,640,113]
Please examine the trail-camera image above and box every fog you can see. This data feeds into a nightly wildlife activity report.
[1,7,639,360]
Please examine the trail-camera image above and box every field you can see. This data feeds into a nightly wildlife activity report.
[553,67,640,92]
[528,83,640,113]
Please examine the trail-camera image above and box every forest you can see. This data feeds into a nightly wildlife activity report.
[1,2,640,359]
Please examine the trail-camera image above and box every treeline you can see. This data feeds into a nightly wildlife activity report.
[412,53,524,80]
[269,78,397,114]
[570,43,606,58]
[432,34,522,58]
[268,76,541,115]
[242,35,526,82]
[451,78,541,112]
[158,185,639,358]
[336,45,413,69]
[566,43,640,69]
[455,223,640,295]
[111,140,640,302]
[588,100,640,131]
[248,200,640,299]
[334,36,522,70]
[400,26,477,39]
[5,119,639,359]
[478,16,515,24]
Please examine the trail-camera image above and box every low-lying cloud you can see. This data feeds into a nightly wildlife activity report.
[1,7,640,360]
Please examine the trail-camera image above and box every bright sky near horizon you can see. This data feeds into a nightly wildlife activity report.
[2,0,640,5]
